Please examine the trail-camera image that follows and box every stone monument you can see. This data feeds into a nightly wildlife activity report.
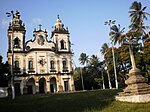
[116,35,150,103]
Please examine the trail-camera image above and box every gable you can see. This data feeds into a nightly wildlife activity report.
[26,31,55,51]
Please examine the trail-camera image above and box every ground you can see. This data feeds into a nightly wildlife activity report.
[0,89,150,112]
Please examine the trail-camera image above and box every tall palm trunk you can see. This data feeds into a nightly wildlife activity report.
[101,69,105,89]
[111,43,118,89]
[106,62,112,89]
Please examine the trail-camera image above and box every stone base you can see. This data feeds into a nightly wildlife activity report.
[116,94,150,103]
[116,68,150,103]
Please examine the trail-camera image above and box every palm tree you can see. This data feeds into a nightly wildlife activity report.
[100,43,112,89]
[79,53,89,90]
[89,55,99,66]
[110,24,125,45]
[88,55,102,89]
[79,53,89,66]
[129,1,150,42]
[129,1,150,25]
[88,55,100,75]
[105,20,119,89]
[100,61,106,89]
[109,24,125,89]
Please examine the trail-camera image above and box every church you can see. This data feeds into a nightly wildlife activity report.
[7,11,75,95]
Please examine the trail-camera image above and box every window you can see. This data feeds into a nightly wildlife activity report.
[50,60,55,69]
[28,60,33,69]
[60,40,66,49]
[28,60,35,73]
[14,60,20,73]
[14,37,20,48]
[62,60,67,69]
[14,60,19,68]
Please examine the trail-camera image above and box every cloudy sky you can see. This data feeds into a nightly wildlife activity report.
[0,0,150,66]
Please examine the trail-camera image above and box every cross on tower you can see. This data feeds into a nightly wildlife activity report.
[39,24,42,30]
[57,14,60,19]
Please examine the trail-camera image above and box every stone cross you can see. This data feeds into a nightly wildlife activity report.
[123,38,139,72]
[39,24,42,30]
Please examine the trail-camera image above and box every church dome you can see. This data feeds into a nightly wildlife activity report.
[54,15,64,30]
[8,11,25,31]
[51,15,69,37]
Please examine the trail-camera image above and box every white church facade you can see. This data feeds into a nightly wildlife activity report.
[7,11,75,95]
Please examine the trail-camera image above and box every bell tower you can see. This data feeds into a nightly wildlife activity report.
[51,15,71,53]
[7,11,26,52]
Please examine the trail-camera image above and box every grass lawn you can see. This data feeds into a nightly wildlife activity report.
[0,89,150,112]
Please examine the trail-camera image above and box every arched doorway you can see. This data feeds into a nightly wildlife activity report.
[26,78,36,94]
[39,78,46,94]
[50,77,57,93]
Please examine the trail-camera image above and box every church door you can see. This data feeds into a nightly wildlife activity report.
[64,81,69,91]
[50,84,54,93]
[50,77,57,93]
[39,78,46,94]
[27,85,33,94]
[26,78,36,94]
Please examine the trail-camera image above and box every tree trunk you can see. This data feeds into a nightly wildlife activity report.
[105,63,112,89]
[101,70,105,89]
[111,44,118,89]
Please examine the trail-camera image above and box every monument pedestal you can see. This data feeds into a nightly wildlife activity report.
[116,68,150,103]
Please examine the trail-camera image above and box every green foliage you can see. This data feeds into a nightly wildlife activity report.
[143,42,150,78]
[77,53,107,90]
[110,24,125,45]
[94,77,102,88]
[0,55,10,87]
[79,53,89,65]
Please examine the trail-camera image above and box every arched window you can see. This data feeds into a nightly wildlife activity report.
[14,60,19,68]
[50,60,55,69]
[28,60,33,69]
[60,40,66,49]
[62,60,67,69]
[14,37,20,48]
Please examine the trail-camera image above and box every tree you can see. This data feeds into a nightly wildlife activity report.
[79,53,89,90]
[100,43,112,89]
[115,46,130,88]
[0,55,10,87]
[73,67,82,90]
[143,41,150,81]
[76,53,106,90]
[129,1,150,44]
[110,24,125,45]
[79,53,89,66]
[88,55,102,89]
[129,1,150,26]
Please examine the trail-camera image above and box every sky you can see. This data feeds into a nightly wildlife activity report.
[0,0,150,67]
